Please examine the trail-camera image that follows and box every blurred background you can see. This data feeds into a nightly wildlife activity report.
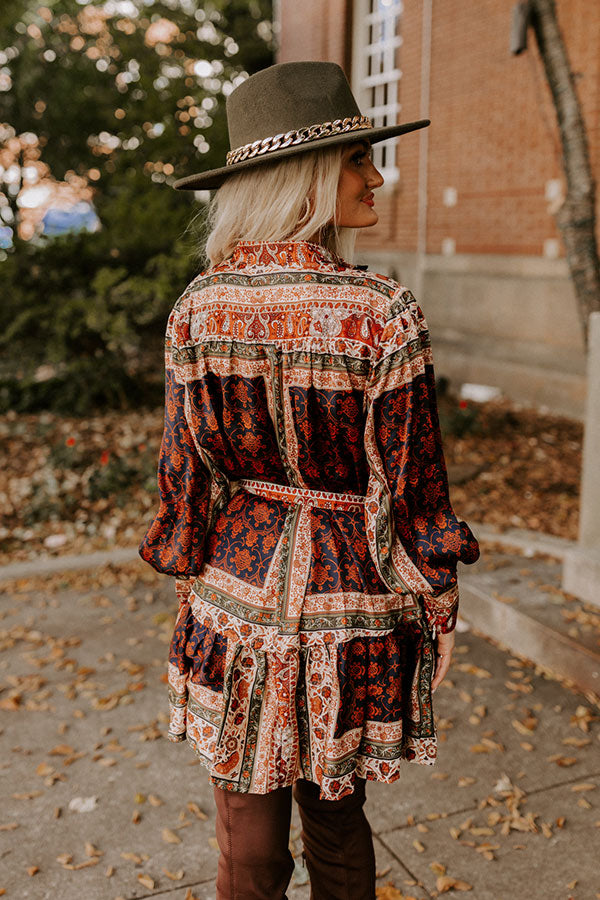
[0,0,598,565]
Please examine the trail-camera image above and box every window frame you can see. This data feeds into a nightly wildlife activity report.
[351,0,404,186]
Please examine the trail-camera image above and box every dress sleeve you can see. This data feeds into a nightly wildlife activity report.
[139,304,213,580]
[364,288,479,634]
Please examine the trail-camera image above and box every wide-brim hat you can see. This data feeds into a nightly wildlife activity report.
[173,61,429,191]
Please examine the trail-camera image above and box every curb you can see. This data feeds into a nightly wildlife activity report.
[0,546,141,582]
[470,522,576,561]
[459,575,600,698]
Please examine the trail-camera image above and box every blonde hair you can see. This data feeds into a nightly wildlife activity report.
[201,143,358,267]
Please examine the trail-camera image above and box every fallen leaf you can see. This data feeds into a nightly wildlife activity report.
[132,810,141,824]
[571,783,597,792]
[375,884,406,900]
[148,794,163,806]
[187,801,208,820]
[121,851,143,864]
[162,827,181,844]
[49,744,75,756]
[412,839,425,853]
[137,873,155,889]
[547,756,577,767]
[0,823,19,831]
[64,858,100,870]
[458,776,476,787]
[27,866,39,876]
[454,663,492,679]
[163,868,185,880]
[511,718,537,736]
[430,862,446,875]
[436,875,472,892]
[562,736,591,748]
[85,842,102,858]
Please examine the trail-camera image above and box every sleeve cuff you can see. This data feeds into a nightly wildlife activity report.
[421,585,458,635]
[175,577,194,604]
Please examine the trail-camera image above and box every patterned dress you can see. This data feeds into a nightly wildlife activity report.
[140,239,479,800]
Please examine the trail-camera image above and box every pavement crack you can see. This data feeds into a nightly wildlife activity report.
[120,875,216,899]
[526,770,600,796]
[374,832,435,899]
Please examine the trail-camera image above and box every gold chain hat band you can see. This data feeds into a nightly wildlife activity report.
[226,114,373,166]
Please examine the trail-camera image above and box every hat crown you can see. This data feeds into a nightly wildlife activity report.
[226,62,362,151]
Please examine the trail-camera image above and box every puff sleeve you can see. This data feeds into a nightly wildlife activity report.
[139,305,213,583]
[364,288,479,633]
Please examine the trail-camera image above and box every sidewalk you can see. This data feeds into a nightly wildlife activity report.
[1,552,599,900]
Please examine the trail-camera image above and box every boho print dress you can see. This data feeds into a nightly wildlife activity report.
[140,239,479,800]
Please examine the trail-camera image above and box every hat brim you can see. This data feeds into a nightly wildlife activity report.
[172,119,430,191]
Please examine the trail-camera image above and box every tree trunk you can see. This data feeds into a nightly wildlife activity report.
[529,0,600,343]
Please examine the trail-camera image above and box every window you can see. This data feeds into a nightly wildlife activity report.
[352,0,403,184]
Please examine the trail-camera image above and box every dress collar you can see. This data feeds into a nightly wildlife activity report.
[230,239,338,269]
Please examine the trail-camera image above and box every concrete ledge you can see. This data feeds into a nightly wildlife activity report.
[459,577,600,696]
[469,523,575,560]
[0,546,141,582]
[562,546,600,610]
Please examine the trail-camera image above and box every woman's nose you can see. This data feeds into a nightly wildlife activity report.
[366,159,384,188]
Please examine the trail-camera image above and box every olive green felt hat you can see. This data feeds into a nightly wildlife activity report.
[173,61,430,191]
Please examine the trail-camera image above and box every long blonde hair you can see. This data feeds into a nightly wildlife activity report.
[202,143,358,267]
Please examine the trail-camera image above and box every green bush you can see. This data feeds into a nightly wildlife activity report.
[0,200,202,414]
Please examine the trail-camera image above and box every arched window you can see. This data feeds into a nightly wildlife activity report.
[352,0,403,184]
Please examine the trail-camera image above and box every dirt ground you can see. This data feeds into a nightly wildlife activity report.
[0,399,582,565]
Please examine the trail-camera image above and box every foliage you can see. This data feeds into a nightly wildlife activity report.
[0,222,198,412]
[0,0,273,413]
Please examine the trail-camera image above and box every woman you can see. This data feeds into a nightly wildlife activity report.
[140,61,479,900]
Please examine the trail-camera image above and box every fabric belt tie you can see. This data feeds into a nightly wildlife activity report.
[237,478,365,512]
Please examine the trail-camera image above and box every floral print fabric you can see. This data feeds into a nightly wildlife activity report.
[140,239,479,799]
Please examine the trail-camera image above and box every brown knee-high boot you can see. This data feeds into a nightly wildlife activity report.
[293,779,376,900]
[213,785,295,900]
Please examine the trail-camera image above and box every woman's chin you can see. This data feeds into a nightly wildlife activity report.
[340,210,379,229]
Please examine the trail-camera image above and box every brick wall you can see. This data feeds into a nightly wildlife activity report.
[277,0,600,261]
[277,0,350,70]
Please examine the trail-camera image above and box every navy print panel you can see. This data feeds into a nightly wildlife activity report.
[170,602,226,691]
[289,387,368,493]
[139,369,211,576]
[374,367,479,593]
[334,626,425,736]
[308,509,388,595]
[187,373,288,482]
[204,489,288,588]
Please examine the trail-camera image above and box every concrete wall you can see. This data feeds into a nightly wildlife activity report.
[353,249,586,418]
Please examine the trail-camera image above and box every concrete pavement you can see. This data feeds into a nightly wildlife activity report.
[1,555,599,900]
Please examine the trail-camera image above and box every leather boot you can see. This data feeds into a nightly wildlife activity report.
[293,778,376,900]
[213,784,295,900]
